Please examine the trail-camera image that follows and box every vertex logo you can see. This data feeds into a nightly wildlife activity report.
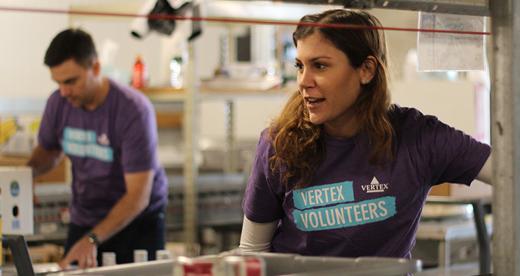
[98,133,110,146]
[361,177,389,193]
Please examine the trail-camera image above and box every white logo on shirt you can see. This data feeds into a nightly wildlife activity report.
[98,133,110,146]
[361,177,389,193]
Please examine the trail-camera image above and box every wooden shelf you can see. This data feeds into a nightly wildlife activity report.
[144,85,295,129]
[156,112,182,129]
[141,86,185,95]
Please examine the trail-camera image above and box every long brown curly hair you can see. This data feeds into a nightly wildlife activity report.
[269,9,394,189]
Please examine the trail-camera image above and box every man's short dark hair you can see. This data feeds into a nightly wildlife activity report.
[44,28,98,68]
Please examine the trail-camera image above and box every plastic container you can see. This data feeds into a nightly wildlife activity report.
[102,252,116,266]
[169,56,183,89]
[172,256,218,276]
[156,249,172,260]
[215,256,265,276]
[133,249,148,263]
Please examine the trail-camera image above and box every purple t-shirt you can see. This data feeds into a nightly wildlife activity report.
[39,79,168,227]
[243,106,490,258]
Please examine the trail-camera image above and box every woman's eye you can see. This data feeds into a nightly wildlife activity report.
[294,63,303,70]
[314,63,326,70]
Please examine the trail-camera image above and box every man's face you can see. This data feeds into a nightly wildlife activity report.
[50,58,98,109]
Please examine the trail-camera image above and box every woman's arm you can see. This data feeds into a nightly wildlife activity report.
[239,216,278,252]
[476,155,492,185]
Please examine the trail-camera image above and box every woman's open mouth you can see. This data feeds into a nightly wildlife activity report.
[305,97,325,109]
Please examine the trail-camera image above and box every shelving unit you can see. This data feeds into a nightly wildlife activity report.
[143,80,291,254]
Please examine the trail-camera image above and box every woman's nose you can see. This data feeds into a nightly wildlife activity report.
[298,68,315,90]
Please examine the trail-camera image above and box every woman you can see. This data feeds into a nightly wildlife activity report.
[239,9,491,258]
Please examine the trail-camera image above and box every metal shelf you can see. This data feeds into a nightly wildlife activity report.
[277,0,489,16]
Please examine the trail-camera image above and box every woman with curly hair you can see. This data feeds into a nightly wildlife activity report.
[239,9,491,258]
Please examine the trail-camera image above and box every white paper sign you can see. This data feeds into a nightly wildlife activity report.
[418,12,485,71]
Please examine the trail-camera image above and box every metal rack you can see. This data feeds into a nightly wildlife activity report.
[278,0,488,16]
[489,2,520,275]
[149,85,289,255]
[420,196,492,273]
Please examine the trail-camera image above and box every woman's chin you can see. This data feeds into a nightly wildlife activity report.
[309,115,325,125]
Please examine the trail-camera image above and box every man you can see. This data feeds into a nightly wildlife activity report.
[27,28,168,269]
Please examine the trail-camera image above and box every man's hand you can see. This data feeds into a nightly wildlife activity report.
[59,236,98,269]
[57,170,154,270]
[26,145,63,178]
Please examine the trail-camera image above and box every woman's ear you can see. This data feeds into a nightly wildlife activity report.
[359,56,377,85]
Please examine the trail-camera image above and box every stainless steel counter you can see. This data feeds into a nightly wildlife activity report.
[6,253,422,276]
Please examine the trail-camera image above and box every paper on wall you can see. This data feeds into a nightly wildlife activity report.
[417,12,486,71]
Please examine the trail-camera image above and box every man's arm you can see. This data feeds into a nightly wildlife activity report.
[91,170,154,241]
[59,169,154,269]
[26,145,63,177]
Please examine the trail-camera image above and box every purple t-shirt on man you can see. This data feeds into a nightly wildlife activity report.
[39,79,168,227]
[243,105,490,258]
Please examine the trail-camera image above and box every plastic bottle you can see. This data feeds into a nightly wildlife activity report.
[169,56,183,89]
[131,55,147,89]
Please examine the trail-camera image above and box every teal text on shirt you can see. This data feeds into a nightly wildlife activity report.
[293,196,396,231]
[62,127,113,162]
[293,181,354,209]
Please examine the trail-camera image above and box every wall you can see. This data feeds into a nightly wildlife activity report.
[0,1,488,143]
[69,1,194,87]
[0,0,69,104]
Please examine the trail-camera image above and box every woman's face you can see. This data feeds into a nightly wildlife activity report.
[296,32,371,136]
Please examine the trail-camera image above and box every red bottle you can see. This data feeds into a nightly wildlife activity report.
[131,55,147,89]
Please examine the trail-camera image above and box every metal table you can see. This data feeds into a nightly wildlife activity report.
[426,195,491,274]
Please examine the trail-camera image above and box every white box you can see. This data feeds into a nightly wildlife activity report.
[0,166,33,235]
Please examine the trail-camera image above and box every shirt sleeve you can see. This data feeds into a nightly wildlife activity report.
[38,92,62,151]
[120,98,159,173]
[417,115,491,186]
[242,130,285,223]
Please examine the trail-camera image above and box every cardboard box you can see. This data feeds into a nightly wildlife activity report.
[429,180,492,198]
[156,112,183,129]
[0,155,68,184]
